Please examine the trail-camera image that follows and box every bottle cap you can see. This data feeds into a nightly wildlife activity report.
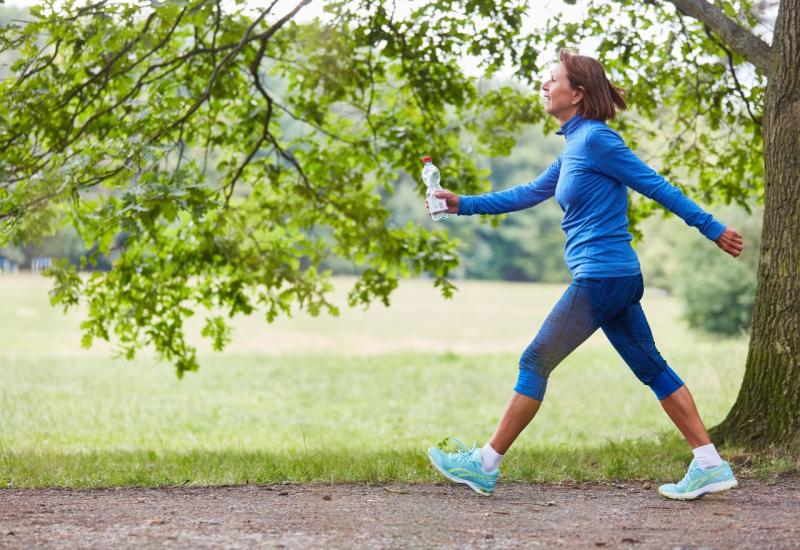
[421,156,432,163]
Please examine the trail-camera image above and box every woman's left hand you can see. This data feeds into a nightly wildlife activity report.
[715,227,744,257]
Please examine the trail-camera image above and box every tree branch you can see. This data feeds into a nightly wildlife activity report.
[702,24,762,127]
[159,0,311,140]
[224,37,274,207]
[666,0,772,74]
[56,11,159,109]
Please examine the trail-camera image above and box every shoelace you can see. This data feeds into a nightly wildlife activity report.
[678,462,705,487]
[449,438,479,462]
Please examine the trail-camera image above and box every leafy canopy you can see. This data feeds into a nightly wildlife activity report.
[0,0,764,374]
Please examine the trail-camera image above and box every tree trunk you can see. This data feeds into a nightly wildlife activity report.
[711,0,800,450]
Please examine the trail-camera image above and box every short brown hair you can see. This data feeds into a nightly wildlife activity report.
[559,49,627,121]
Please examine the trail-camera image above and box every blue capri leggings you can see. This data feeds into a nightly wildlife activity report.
[515,274,684,401]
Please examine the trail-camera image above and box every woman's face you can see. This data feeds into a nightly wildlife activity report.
[542,63,582,122]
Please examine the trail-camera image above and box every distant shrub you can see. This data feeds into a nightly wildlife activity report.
[675,258,756,335]
[640,203,761,336]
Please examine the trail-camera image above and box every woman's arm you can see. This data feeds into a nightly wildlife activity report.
[456,156,562,216]
[586,127,726,241]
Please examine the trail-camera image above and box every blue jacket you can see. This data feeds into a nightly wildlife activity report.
[457,114,726,278]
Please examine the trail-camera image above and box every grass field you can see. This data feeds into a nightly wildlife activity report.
[1,274,789,488]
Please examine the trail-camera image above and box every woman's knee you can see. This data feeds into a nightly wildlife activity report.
[519,343,557,376]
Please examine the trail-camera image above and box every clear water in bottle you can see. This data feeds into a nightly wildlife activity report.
[421,156,449,221]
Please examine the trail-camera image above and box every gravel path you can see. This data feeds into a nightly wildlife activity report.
[2,475,799,549]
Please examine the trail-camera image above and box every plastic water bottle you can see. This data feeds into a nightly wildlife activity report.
[421,156,449,221]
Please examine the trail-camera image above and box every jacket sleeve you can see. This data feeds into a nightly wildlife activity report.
[586,127,726,241]
[458,156,561,216]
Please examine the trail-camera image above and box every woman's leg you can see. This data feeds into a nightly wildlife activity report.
[659,385,711,449]
[488,392,542,455]
[428,276,644,495]
[599,288,713,450]
[601,297,739,498]
[490,277,630,455]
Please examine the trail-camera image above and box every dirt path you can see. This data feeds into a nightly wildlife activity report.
[2,475,799,549]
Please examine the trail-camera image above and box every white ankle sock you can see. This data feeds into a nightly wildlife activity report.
[692,443,722,469]
[481,443,503,472]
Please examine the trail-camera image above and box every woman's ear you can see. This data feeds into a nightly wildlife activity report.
[572,86,585,106]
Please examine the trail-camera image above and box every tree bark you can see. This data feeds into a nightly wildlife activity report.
[711,0,800,450]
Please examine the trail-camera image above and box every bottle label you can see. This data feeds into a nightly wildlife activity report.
[427,190,448,214]
[431,197,448,213]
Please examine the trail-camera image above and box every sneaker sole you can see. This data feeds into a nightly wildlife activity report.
[658,478,738,500]
[427,448,494,497]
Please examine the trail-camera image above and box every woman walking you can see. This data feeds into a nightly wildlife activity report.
[426,49,744,500]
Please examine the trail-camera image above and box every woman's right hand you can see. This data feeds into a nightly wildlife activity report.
[425,190,460,214]
[715,227,744,257]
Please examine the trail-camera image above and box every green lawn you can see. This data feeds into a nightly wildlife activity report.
[1,274,786,487]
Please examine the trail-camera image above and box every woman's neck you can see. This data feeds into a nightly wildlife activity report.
[558,108,580,126]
